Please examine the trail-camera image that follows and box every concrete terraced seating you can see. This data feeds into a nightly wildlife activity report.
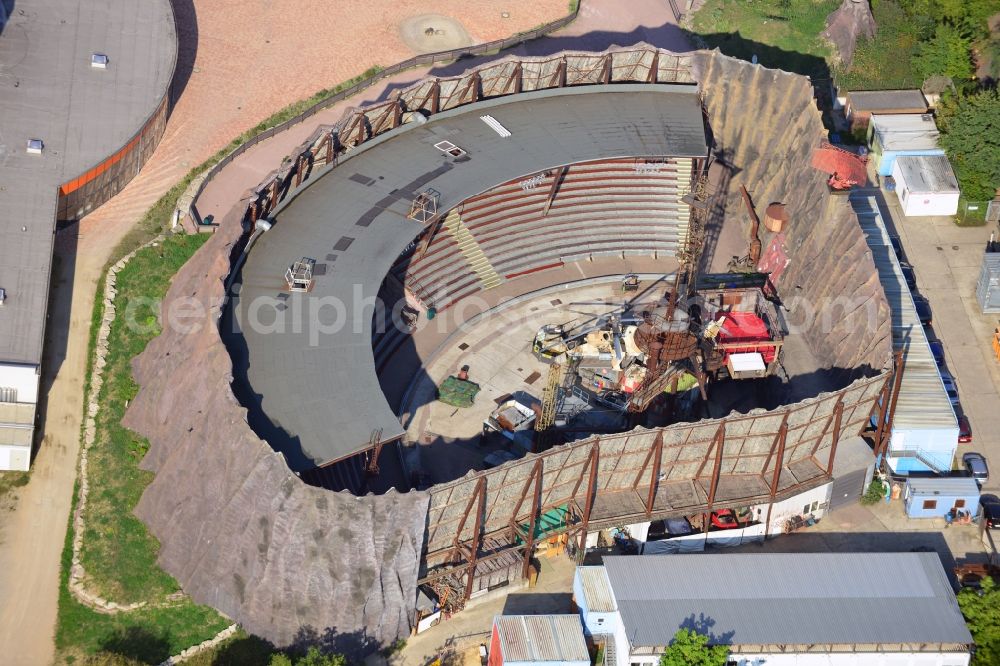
[394,158,692,309]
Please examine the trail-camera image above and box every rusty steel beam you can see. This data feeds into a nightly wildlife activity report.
[739,184,762,265]
[577,443,600,556]
[557,57,567,88]
[810,397,844,457]
[826,400,844,476]
[430,80,441,114]
[602,54,612,84]
[392,99,403,129]
[324,131,335,165]
[648,51,659,83]
[645,432,664,516]
[514,62,523,94]
[509,460,542,532]
[294,155,305,187]
[763,418,789,538]
[705,423,726,512]
[761,413,790,482]
[521,459,544,579]
[451,476,485,559]
[878,349,906,458]
[542,166,567,217]
[694,423,724,479]
[464,477,487,600]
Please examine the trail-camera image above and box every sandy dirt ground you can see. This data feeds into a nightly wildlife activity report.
[0,1,566,664]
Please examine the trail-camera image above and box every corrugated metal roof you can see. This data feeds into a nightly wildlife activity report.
[578,566,616,612]
[907,476,980,496]
[870,114,940,151]
[847,90,928,113]
[895,155,960,194]
[493,615,590,663]
[852,194,958,437]
[602,553,973,648]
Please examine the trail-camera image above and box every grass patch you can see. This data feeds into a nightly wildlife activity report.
[691,0,838,77]
[55,479,230,665]
[833,0,921,90]
[78,234,209,603]
[56,62,388,663]
[0,471,30,499]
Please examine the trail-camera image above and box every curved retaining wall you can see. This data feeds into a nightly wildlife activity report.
[122,48,892,650]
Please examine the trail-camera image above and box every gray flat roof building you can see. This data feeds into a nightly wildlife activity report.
[0,0,176,365]
[895,154,960,195]
[231,83,708,471]
[600,552,973,649]
[846,89,928,115]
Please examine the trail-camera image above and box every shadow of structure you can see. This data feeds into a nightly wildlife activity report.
[168,0,198,106]
[0,1,13,38]
[98,625,173,664]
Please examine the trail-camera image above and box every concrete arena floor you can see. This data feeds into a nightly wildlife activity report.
[403,279,831,486]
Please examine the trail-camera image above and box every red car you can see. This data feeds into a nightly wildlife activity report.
[710,509,740,530]
[958,415,972,444]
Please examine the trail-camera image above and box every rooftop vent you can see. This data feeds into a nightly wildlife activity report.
[285,258,316,292]
[26,139,43,155]
[91,53,109,69]
[480,115,511,138]
[433,140,467,159]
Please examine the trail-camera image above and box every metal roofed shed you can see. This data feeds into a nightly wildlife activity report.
[229,83,708,473]
[975,253,1000,313]
[489,615,589,666]
[852,194,958,474]
[904,476,980,519]
[845,89,928,128]
[868,113,943,176]
[597,553,973,654]
[891,154,961,217]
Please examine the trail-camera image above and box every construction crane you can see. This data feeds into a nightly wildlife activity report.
[534,363,563,450]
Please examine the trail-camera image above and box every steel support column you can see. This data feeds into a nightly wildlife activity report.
[764,418,789,538]
[577,443,600,557]
[648,51,659,83]
[825,400,844,476]
[645,432,663,516]
[878,349,905,458]
[705,423,726,514]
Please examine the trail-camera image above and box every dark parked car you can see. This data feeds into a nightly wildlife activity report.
[929,340,945,367]
[963,452,989,484]
[888,234,904,259]
[914,296,932,327]
[899,262,917,290]
[980,494,1000,529]
[958,415,972,444]
[647,517,694,541]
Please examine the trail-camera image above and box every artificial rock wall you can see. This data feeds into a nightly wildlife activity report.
[122,49,891,652]
[122,216,429,650]
[692,52,892,373]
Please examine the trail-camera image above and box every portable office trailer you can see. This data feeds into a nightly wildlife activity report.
[867,114,943,176]
[976,253,1000,313]
[904,477,980,519]
[891,155,960,217]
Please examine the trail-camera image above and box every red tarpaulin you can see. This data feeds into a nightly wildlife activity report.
[716,311,776,363]
[811,142,868,189]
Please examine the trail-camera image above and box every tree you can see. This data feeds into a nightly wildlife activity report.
[938,88,1000,201]
[958,577,1000,665]
[268,647,347,666]
[658,629,729,666]
[915,24,974,82]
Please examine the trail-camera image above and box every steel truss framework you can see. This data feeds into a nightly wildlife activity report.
[419,368,892,598]
[242,45,695,227]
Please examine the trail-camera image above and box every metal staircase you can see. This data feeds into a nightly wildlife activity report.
[442,209,502,290]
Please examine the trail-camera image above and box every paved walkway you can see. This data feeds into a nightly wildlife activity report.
[0,1,577,663]
[870,187,1000,493]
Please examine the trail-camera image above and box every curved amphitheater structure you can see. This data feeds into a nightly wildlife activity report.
[122,46,895,649]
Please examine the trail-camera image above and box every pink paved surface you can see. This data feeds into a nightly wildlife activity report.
[194,0,694,224]
[73,0,567,247]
